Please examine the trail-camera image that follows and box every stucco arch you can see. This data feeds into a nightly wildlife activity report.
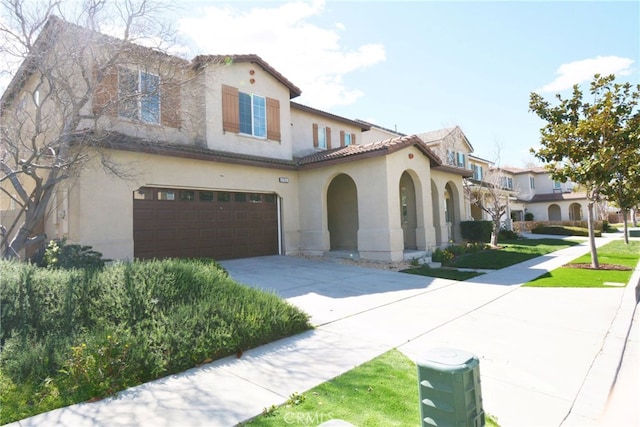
[569,203,583,221]
[326,173,359,251]
[431,180,442,246]
[399,171,420,249]
[548,204,561,221]
[444,181,463,242]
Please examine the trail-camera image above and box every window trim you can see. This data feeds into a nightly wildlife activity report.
[239,91,267,138]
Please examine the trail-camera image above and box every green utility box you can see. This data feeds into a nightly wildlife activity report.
[416,348,485,427]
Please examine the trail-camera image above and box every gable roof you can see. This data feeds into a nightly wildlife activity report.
[297,134,442,169]
[500,166,549,175]
[355,119,406,137]
[192,54,302,99]
[291,102,370,131]
[1,15,190,111]
[417,125,474,152]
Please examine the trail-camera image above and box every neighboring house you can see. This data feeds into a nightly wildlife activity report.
[500,167,590,223]
[0,17,474,263]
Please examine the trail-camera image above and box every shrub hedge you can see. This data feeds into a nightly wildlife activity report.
[531,225,602,237]
[460,221,493,243]
[0,259,311,424]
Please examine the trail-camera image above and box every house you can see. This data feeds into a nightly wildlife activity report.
[499,167,591,223]
[0,17,473,263]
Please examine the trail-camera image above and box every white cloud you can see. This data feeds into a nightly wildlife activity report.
[178,0,385,108]
[538,56,634,93]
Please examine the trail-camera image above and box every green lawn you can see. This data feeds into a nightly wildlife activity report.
[243,349,498,427]
[525,240,640,288]
[451,239,580,269]
[401,267,485,281]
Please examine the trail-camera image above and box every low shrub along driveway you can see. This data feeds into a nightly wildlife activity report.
[0,258,311,424]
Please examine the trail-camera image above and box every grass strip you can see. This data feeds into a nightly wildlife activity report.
[244,349,498,427]
[451,238,579,269]
[525,240,640,288]
[401,267,485,281]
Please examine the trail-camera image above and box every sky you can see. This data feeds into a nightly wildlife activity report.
[174,0,639,167]
[1,1,638,167]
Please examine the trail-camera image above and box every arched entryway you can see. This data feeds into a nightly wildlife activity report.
[327,174,359,251]
[399,172,417,249]
[444,183,455,241]
[569,203,583,221]
[548,204,561,221]
[431,180,442,245]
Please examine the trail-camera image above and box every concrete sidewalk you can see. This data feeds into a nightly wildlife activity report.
[9,236,639,427]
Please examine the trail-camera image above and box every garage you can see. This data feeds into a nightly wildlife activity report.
[133,187,279,260]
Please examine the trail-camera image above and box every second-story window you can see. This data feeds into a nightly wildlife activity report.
[344,133,352,146]
[472,164,483,180]
[530,176,535,189]
[553,180,562,190]
[317,126,328,149]
[500,176,513,189]
[118,68,160,124]
[239,92,266,138]
[222,85,280,141]
[313,123,332,149]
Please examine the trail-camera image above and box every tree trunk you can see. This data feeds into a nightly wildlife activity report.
[587,201,600,269]
[632,207,638,227]
[491,217,500,247]
[622,209,629,244]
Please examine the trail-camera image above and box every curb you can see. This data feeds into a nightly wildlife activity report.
[561,258,640,425]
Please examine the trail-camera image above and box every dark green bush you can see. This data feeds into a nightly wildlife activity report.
[32,238,107,270]
[0,258,311,424]
[524,212,535,221]
[531,225,601,237]
[498,228,520,241]
[460,221,493,243]
[432,243,488,266]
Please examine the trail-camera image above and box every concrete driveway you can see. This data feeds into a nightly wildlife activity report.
[219,246,637,427]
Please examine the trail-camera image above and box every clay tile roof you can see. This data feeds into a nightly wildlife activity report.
[297,134,442,169]
[192,54,302,99]
[291,102,370,131]
[527,192,587,203]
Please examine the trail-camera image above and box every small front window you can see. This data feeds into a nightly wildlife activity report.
[344,133,352,146]
[157,190,175,201]
[180,191,195,201]
[239,92,266,137]
[530,177,535,189]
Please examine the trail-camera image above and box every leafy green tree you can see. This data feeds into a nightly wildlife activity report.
[529,74,640,268]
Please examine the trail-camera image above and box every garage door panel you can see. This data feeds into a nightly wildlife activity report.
[217,210,233,221]
[134,188,278,260]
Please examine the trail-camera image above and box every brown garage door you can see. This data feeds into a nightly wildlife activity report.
[133,187,278,260]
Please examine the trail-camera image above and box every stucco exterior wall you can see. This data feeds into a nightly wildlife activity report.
[290,106,365,158]
[298,147,439,262]
[53,150,301,260]
[526,200,588,222]
[203,62,294,160]
[430,168,467,244]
